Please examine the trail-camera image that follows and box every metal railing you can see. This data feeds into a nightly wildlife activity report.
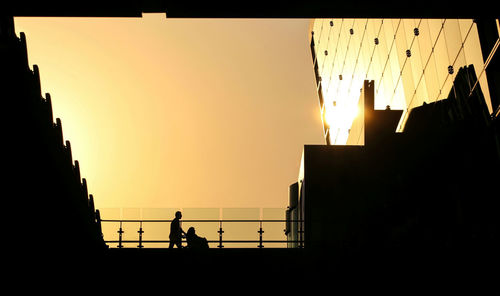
[100,219,303,249]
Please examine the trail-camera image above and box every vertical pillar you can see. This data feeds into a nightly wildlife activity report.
[258,221,264,248]
[117,221,124,248]
[137,221,144,248]
[218,220,224,248]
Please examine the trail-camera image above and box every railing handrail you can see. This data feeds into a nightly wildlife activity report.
[100,218,304,248]
[105,240,302,243]
[101,219,302,223]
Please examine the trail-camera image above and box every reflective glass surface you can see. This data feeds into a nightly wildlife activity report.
[311,18,491,144]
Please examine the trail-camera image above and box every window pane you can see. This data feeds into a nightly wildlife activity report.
[433,22,450,101]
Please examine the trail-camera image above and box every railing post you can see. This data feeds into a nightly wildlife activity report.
[117,221,124,248]
[258,220,264,248]
[218,220,224,248]
[137,221,144,248]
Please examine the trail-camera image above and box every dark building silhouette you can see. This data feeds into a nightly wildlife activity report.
[287,74,500,269]
[285,16,500,271]
[1,16,106,262]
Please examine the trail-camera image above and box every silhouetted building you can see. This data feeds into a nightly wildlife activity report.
[287,18,500,267]
[1,16,106,261]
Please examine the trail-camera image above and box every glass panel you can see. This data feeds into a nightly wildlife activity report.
[394,19,410,74]
[403,19,419,49]
[443,19,465,67]
[329,127,340,144]
[424,51,441,102]
[321,50,333,94]
[365,19,380,82]
[136,208,177,247]
[120,208,141,247]
[221,208,260,248]
[315,19,328,49]
[402,19,426,109]
[458,19,474,44]
[143,207,179,219]
[131,208,162,248]
[395,19,415,107]
[376,78,388,110]
[419,19,439,102]
[428,19,444,46]
[336,80,349,116]
[372,19,389,107]
[316,19,329,85]
[380,19,396,107]
[320,19,335,84]
[329,19,347,105]
[262,208,286,248]
[388,45,401,106]
[429,19,447,101]
[359,19,372,79]
[344,19,357,99]
[348,19,367,104]
[433,25,451,101]
[413,71,429,108]
[323,19,342,98]
[312,19,322,45]
[381,63,395,108]
[353,19,366,72]
[336,128,350,145]
[100,207,122,220]
[392,75,406,110]
[417,19,433,69]
[443,18,467,92]
[401,56,416,108]
[385,20,403,107]
[408,36,426,107]
[312,19,323,64]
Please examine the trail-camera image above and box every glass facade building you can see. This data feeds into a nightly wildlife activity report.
[310,18,494,145]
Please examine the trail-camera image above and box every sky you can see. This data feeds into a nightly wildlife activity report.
[14,14,325,211]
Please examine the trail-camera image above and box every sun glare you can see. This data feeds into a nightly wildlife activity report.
[324,101,359,133]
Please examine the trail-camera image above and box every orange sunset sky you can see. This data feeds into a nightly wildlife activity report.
[14,14,325,210]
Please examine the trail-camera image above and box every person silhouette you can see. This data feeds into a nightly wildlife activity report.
[169,211,186,248]
[185,227,209,249]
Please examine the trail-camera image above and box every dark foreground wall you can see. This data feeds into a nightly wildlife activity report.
[3,0,499,18]
[1,17,107,262]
